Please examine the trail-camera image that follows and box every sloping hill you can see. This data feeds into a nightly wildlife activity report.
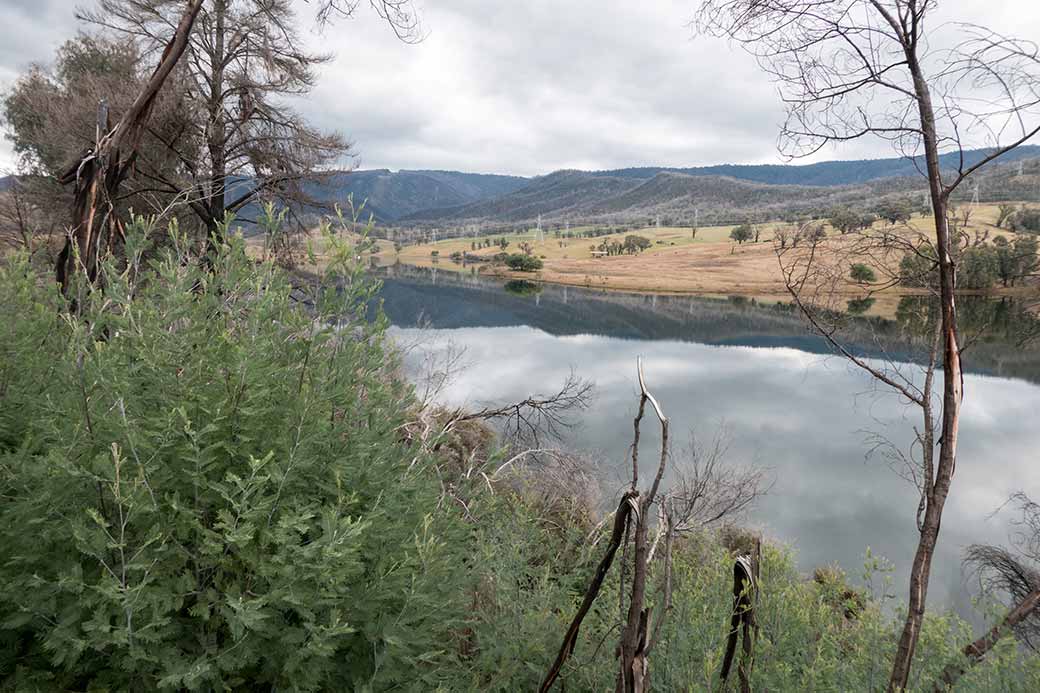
[305,169,527,221]
[398,149,1040,227]
[402,170,877,226]
[401,170,643,223]
[595,172,872,216]
[595,145,1040,186]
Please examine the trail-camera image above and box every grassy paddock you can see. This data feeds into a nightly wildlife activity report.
[386,203,1036,302]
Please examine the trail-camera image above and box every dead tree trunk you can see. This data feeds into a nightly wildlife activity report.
[616,358,670,693]
[56,0,204,295]
[541,359,671,693]
[720,541,760,693]
[932,589,1040,691]
[539,492,637,693]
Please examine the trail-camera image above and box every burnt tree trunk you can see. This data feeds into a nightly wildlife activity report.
[56,0,205,295]
[205,0,228,248]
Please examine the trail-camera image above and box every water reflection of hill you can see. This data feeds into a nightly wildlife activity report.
[375,265,1040,383]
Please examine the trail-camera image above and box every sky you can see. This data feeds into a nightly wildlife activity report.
[1,0,1039,176]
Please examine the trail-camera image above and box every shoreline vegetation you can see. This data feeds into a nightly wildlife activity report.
[4,226,1040,690]
[368,202,1040,308]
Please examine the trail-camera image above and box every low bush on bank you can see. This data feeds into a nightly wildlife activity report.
[504,253,543,272]
[0,221,469,690]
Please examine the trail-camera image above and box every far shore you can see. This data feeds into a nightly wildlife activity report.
[380,202,1040,317]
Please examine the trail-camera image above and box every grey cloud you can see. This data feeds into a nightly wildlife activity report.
[2,0,1039,174]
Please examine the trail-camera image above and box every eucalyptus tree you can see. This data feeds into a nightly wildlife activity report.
[2,34,195,264]
[697,2,1040,689]
[79,0,382,242]
[22,0,419,290]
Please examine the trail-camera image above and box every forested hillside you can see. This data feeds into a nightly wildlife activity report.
[305,169,528,221]
[597,145,1040,185]
[398,155,1040,227]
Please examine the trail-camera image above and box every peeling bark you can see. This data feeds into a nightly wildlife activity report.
[56,0,204,295]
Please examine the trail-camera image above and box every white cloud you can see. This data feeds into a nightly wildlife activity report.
[2,0,1039,174]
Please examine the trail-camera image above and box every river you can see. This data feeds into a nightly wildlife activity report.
[376,264,1040,617]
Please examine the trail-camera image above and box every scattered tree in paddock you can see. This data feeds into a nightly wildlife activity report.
[623,234,652,254]
[997,203,1018,229]
[849,263,876,285]
[877,198,914,226]
[730,224,753,244]
[828,206,874,235]
[504,252,543,272]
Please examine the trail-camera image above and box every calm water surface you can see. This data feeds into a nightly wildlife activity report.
[377,265,1040,616]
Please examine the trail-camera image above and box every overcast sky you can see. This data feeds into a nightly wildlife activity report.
[1,0,1038,176]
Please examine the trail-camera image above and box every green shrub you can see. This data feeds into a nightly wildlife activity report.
[849,263,877,284]
[846,297,877,315]
[459,511,1040,692]
[0,220,467,691]
[899,247,939,287]
[959,246,999,289]
[504,253,543,272]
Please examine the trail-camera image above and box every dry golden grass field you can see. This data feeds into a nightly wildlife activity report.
[389,203,1033,300]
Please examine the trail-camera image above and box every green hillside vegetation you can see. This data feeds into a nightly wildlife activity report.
[3,222,1039,690]
[395,155,1040,230]
[301,169,529,223]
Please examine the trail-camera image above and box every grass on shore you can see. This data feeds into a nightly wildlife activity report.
[386,203,1030,301]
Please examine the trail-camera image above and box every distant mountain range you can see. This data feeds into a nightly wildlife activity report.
[313,145,1040,227]
[585,146,1040,186]
[6,146,1038,228]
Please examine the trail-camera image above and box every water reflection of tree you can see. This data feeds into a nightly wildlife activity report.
[504,280,543,297]
[895,297,1040,348]
[846,297,876,316]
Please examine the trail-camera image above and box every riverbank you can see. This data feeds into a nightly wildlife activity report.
[388,203,1039,302]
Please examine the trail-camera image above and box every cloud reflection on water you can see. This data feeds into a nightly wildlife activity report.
[391,324,1040,614]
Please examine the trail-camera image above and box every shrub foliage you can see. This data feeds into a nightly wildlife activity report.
[0,222,467,690]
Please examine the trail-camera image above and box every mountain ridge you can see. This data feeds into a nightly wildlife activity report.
[5,146,1038,227]
[396,147,1040,226]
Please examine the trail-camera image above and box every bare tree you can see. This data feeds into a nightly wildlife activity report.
[312,0,423,41]
[697,2,1040,690]
[79,0,357,243]
[56,0,205,295]
[3,34,196,258]
[541,360,767,692]
[663,431,770,538]
[449,372,594,447]
[32,0,421,291]
[0,178,52,258]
